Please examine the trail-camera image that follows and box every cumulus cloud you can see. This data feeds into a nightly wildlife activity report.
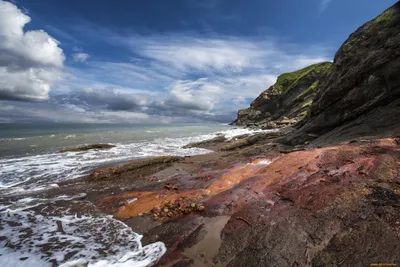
[72,52,89,62]
[0,13,332,123]
[163,79,222,111]
[0,0,64,101]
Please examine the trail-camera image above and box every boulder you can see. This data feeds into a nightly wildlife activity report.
[183,135,227,149]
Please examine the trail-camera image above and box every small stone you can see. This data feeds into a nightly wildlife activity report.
[138,213,143,216]
[163,208,169,213]
[197,205,205,211]
[190,203,196,208]
[151,207,160,214]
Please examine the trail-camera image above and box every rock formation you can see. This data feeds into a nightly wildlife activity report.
[233,2,400,146]
[231,62,332,129]
[59,143,116,153]
[290,2,400,145]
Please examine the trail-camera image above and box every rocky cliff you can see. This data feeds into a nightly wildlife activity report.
[231,62,332,129]
[289,2,400,145]
[235,2,400,146]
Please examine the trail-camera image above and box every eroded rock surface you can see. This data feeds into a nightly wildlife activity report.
[93,138,400,267]
[89,156,182,181]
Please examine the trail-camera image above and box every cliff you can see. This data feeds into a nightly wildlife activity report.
[234,2,400,146]
[231,62,332,129]
[289,2,400,145]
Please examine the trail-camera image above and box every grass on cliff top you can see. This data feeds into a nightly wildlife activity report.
[374,8,395,24]
[275,62,332,93]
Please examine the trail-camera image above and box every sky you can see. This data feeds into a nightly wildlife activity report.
[0,0,397,124]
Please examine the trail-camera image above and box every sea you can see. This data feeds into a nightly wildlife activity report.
[0,123,270,267]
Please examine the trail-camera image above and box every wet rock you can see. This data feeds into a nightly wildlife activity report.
[164,183,178,191]
[89,156,182,181]
[220,132,283,151]
[59,144,115,153]
[183,135,227,149]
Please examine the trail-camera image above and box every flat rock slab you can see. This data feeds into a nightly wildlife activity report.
[59,143,116,153]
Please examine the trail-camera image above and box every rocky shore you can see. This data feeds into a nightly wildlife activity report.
[2,2,400,266]
[7,128,399,266]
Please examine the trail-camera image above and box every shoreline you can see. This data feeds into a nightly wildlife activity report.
[1,126,400,266]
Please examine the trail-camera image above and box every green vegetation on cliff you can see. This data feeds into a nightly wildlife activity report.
[374,8,395,24]
[275,62,332,93]
[232,61,332,127]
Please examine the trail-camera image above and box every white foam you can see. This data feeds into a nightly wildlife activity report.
[126,198,138,204]
[218,128,274,140]
[252,159,273,165]
[0,208,166,267]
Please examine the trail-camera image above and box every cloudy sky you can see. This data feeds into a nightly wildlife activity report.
[0,0,396,124]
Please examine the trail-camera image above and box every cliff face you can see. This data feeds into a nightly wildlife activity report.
[231,62,332,129]
[288,2,400,144]
[235,2,400,145]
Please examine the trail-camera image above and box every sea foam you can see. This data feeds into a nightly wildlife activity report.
[0,204,166,267]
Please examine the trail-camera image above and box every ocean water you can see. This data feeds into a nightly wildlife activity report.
[0,123,271,267]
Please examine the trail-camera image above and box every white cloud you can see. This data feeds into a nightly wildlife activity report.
[49,32,330,122]
[164,79,222,110]
[320,0,333,13]
[72,52,90,62]
[137,38,269,73]
[0,11,332,123]
[0,0,65,101]
[118,34,331,76]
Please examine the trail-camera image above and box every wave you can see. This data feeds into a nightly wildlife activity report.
[64,134,77,139]
[0,199,166,267]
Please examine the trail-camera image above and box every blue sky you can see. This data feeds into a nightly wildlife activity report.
[0,0,396,123]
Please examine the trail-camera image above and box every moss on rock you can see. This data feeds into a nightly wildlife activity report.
[275,62,332,93]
